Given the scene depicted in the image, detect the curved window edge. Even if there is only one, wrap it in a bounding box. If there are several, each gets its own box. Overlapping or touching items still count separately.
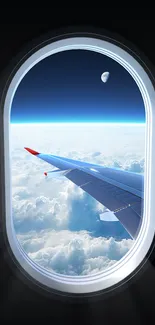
[2,35,155,295]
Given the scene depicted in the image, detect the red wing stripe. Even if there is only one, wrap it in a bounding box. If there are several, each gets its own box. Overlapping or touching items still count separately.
[24,147,39,155]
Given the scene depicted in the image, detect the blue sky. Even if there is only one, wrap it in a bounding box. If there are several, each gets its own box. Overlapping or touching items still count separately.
[11,49,145,124]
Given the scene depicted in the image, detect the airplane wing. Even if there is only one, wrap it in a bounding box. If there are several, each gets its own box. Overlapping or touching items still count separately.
[24,147,144,239]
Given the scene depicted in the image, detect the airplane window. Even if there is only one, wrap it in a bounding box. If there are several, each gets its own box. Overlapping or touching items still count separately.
[3,36,155,295]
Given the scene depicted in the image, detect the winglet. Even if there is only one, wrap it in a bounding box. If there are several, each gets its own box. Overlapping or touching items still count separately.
[24,147,39,155]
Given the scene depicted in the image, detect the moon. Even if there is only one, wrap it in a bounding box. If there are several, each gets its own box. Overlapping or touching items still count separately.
[101,71,110,83]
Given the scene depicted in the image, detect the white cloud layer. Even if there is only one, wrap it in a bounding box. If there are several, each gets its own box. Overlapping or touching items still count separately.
[18,229,133,275]
[11,124,145,276]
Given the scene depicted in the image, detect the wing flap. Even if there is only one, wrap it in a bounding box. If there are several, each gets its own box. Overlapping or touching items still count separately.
[115,202,142,239]
[65,168,143,239]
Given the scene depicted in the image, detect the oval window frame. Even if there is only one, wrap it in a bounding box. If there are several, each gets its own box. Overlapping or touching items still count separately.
[1,33,155,295]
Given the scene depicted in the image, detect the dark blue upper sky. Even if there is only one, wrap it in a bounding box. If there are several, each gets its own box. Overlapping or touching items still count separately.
[11,49,145,123]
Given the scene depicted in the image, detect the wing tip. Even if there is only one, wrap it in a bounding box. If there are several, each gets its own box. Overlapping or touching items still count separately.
[24,147,39,155]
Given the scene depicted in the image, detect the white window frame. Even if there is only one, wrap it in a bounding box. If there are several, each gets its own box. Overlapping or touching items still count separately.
[3,36,155,294]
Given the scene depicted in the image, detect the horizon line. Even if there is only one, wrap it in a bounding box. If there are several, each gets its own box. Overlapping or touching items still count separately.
[11,122,145,126]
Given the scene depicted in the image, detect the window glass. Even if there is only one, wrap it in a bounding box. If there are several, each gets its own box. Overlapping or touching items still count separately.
[10,49,145,277]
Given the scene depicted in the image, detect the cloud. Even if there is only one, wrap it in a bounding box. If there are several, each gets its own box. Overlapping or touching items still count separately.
[18,229,133,275]
[13,181,131,240]
[112,160,122,168]
[123,160,144,173]
[92,151,101,157]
